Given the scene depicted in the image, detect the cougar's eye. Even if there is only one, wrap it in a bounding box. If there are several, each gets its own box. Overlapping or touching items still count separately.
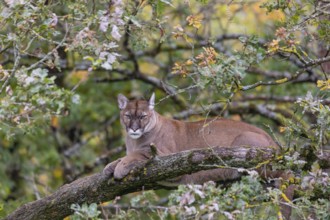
[139,115,147,120]
[124,114,131,119]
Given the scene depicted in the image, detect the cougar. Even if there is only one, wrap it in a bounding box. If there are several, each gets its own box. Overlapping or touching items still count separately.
[103,93,278,183]
[103,93,294,219]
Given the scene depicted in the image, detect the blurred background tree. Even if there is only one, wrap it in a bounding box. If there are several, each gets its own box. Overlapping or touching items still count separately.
[0,0,329,219]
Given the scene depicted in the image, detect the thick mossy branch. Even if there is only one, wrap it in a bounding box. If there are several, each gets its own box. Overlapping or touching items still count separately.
[4,146,328,220]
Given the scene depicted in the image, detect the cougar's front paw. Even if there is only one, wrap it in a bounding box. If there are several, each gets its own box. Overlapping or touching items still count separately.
[103,159,120,177]
[113,161,133,180]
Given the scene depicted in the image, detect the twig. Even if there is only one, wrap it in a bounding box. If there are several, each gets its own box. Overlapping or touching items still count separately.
[25,23,69,72]
[242,56,330,91]
[240,94,330,105]
[0,43,21,94]
[99,69,187,108]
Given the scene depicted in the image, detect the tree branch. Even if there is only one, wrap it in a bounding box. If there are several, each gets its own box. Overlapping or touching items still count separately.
[96,68,188,108]
[5,146,277,220]
[242,55,330,91]
[240,94,330,106]
[174,102,285,124]
[5,144,330,220]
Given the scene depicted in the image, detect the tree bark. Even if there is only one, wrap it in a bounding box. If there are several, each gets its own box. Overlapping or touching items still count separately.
[5,145,327,220]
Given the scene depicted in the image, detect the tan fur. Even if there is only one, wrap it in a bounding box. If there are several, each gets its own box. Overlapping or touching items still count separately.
[103,93,278,183]
[103,93,295,219]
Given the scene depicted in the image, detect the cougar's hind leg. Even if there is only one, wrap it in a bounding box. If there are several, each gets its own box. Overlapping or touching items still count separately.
[175,168,241,185]
[231,131,272,147]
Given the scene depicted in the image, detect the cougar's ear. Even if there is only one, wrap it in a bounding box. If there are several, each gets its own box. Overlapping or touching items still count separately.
[118,94,128,110]
[149,92,155,110]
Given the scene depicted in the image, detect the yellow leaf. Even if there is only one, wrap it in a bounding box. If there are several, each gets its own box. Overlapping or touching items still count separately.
[73,70,89,81]
[311,161,320,173]
[38,174,49,185]
[101,201,110,206]
[183,34,193,43]
[316,79,330,90]
[139,61,159,75]
[231,115,241,121]
[279,126,286,133]
[268,39,280,52]
[18,147,27,155]
[185,59,193,65]
[275,27,287,39]
[256,85,262,91]
[301,49,308,57]
[83,56,94,62]
[275,78,288,84]
[31,157,39,165]
[53,168,63,179]
[65,70,89,85]
[202,122,211,128]
[281,192,291,203]
[317,80,324,87]
[186,14,203,29]
[288,176,295,184]
[277,211,284,220]
[51,116,59,128]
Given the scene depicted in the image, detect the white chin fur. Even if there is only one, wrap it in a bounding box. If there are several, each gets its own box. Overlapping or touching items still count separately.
[128,130,143,139]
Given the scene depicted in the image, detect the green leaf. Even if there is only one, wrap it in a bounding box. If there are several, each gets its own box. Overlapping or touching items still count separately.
[159,0,174,7]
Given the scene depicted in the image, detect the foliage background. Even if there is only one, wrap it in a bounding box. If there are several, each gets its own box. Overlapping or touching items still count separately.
[0,0,329,219]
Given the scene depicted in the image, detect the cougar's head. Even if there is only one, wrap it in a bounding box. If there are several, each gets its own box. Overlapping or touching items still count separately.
[117,93,156,139]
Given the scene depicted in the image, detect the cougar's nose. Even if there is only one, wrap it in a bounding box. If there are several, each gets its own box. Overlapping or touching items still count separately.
[130,121,140,132]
